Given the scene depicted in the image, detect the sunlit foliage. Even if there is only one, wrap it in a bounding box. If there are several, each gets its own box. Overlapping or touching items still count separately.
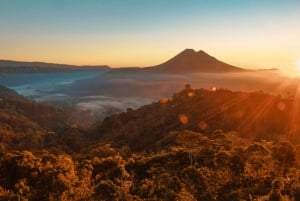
[1,85,300,200]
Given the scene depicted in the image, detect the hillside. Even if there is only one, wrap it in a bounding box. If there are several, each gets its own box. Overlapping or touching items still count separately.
[0,85,68,151]
[145,49,245,73]
[97,85,296,151]
[0,85,23,99]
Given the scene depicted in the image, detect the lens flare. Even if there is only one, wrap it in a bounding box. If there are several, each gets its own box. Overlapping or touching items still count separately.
[187,91,195,97]
[179,114,189,124]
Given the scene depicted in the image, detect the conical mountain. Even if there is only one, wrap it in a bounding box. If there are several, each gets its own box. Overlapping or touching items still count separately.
[147,49,245,73]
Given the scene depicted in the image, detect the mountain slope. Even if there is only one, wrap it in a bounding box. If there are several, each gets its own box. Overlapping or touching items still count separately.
[0,85,24,99]
[146,49,246,73]
[97,86,296,151]
[0,85,67,150]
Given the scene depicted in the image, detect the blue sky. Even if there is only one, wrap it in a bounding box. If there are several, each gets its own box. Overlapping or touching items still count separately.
[0,0,299,71]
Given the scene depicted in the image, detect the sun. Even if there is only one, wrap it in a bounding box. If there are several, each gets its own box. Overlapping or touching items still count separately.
[297,60,300,71]
[281,60,300,77]
[289,60,300,77]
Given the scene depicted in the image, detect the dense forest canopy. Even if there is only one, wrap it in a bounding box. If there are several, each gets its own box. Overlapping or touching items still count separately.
[1,84,300,200]
[98,85,299,151]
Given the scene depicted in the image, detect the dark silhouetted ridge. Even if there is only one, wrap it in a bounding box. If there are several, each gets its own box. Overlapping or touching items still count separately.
[97,87,295,151]
[0,60,110,73]
[146,48,245,73]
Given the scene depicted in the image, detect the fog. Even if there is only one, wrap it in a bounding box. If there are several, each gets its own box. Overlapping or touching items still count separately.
[0,69,296,121]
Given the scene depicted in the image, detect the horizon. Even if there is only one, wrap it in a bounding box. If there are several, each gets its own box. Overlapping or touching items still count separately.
[0,1,300,73]
[0,48,266,69]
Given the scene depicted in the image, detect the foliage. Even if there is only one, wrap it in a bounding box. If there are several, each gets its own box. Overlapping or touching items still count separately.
[1,85,300,200]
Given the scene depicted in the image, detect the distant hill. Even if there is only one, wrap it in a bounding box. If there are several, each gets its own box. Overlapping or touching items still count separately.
[145,49,246,73]
[0,60,110,73]
[0,84,67,150]
[0,85,24,99]
[97,86,296,151]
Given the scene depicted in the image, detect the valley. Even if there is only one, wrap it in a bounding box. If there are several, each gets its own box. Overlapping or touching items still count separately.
[0,50,294,122]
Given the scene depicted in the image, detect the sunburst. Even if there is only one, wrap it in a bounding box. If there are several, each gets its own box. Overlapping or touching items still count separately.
[297,60,300,72]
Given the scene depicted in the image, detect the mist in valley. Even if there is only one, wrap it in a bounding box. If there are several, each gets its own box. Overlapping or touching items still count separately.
[0,68,296,122]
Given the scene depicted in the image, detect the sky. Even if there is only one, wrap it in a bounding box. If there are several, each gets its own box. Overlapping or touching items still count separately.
[0,0,299,72]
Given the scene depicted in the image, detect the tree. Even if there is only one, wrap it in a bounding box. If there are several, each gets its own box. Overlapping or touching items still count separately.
[181,166,211,200]
[245,143,269,178]
[292,184,300,201]
[94,180,120,201]
[268,178,286,201]
[229,149,245,180]
[272,142,296,176]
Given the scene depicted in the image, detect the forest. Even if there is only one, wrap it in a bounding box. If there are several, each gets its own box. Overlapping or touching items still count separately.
[1,84,300,201]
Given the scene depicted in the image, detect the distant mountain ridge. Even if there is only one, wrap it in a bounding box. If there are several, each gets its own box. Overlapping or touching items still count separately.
[1,49,265,74]
[145,49,246,73]
[0,60,110,73]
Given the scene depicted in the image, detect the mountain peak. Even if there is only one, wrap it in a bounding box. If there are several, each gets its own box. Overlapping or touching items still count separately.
[197,49,212,56]
[181,48,196,54]
[149,49,244,73]
[174,49,216,63]
[180,49,209,55]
